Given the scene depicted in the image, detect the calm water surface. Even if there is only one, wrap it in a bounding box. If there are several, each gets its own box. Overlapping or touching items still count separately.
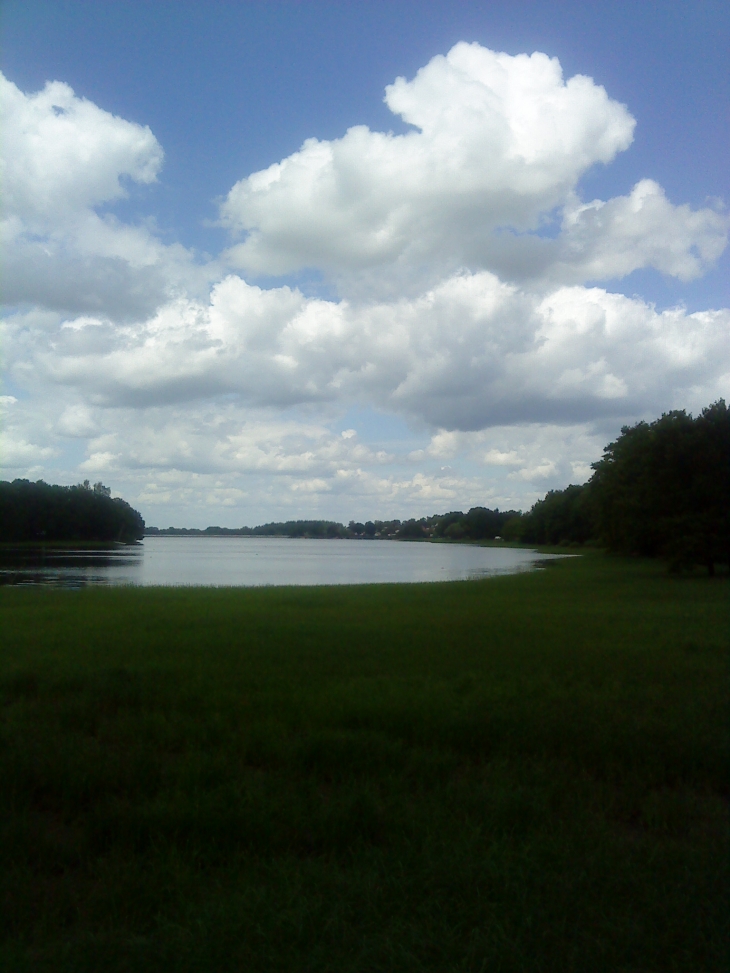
[0,536,566,588]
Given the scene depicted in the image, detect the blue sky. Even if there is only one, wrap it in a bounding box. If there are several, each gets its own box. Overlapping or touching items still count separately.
[1,1,728,526]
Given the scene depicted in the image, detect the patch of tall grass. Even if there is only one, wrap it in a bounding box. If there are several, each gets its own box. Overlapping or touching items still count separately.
[0,555,727,971]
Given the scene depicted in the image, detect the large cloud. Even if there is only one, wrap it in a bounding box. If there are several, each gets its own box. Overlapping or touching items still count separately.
[1,75,161,221]
[8,272,729,432]
[219,43,726,294]
[0,72,214,319]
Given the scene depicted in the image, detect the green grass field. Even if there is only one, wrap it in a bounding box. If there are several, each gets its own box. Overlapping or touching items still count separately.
[0,554,727,971]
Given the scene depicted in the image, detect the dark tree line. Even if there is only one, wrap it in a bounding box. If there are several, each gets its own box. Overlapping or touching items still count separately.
[249,520,348,538]
[347,508,519,541]
[0,480,145,543]
[433,507,521,540]
[503,485,594,547]
[505,401,729,573]
[146,520,350,538]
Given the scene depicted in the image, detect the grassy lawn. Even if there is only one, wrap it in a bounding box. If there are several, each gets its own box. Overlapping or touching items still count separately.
[0,554,727,971]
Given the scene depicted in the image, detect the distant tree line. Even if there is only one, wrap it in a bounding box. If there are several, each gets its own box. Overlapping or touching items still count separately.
[347,507,521,541]
[0,480,145,543]
[145,520,350,539]
[146,508,520,542]
[503,400,729,574]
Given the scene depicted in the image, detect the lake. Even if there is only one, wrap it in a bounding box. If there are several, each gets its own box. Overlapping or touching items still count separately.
[0,536,566,588]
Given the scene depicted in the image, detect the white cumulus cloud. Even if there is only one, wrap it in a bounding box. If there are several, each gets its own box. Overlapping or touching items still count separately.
[219,43,726,296]
[1,75,161,222]
[7,272,728,433]
[0,72,215,320]
[552,180,729,284]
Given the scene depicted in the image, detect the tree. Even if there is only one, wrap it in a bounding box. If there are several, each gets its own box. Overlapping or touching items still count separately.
[431,508,520,541]
[590,401,729,573]
[0,480,145,543]
[517,485,594,546]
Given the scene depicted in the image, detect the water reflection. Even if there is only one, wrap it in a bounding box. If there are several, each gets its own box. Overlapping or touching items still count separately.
[0,544,143,588]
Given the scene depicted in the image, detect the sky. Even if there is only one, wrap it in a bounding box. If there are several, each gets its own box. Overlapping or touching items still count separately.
[1,0,728,527]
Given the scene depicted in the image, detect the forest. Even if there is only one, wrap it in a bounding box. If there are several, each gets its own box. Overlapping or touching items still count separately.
[0,479,145,544]
[505,400,729,574]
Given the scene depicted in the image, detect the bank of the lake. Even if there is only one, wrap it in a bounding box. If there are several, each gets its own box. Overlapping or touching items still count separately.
[1,553,727,972]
